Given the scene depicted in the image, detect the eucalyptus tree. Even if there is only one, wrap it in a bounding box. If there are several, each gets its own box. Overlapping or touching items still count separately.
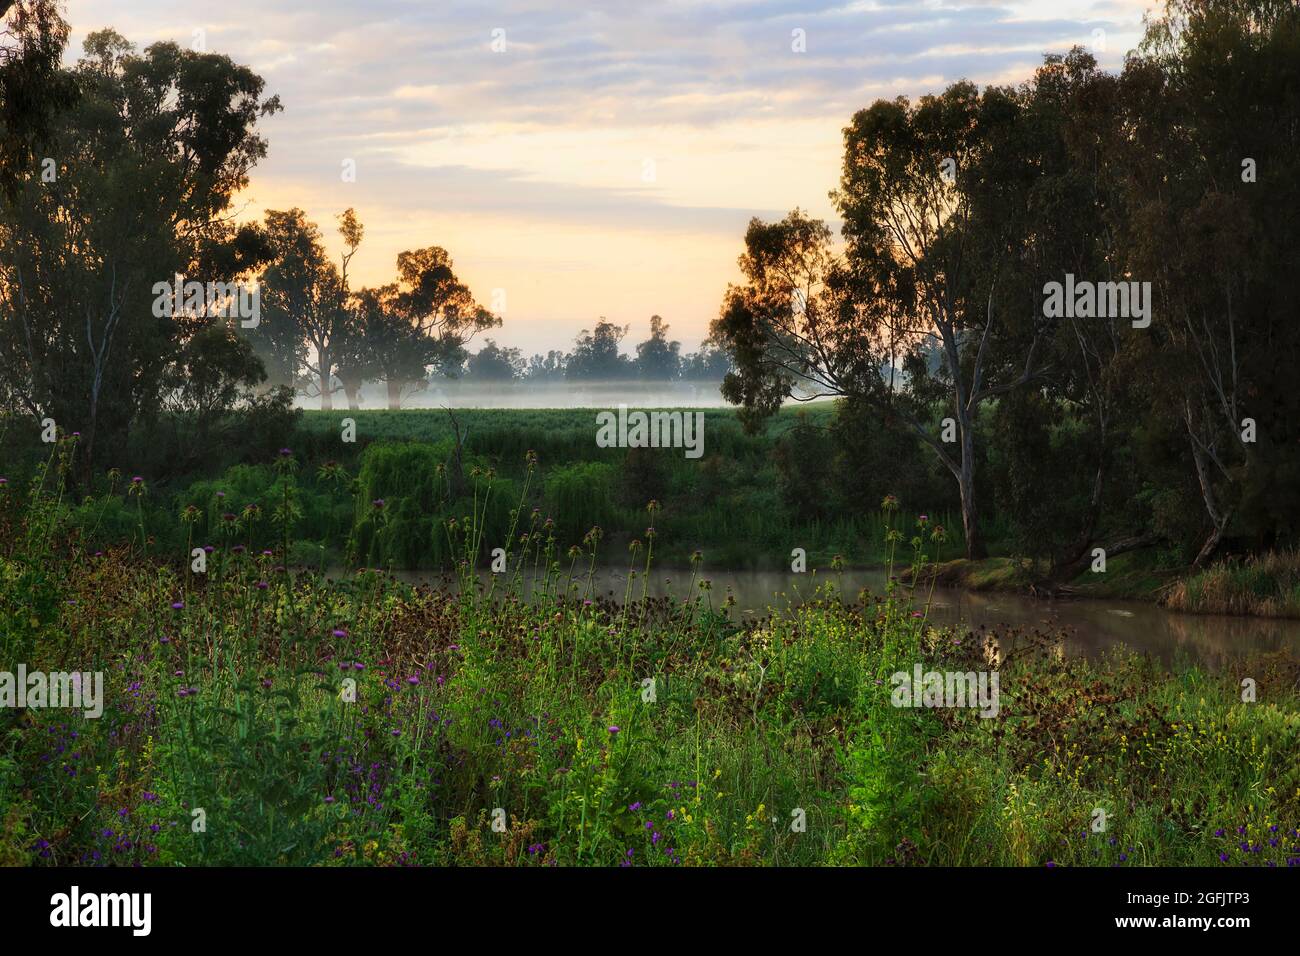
[0,28,280,473]
[713,82,1048,558]
[1119,0,1300,563]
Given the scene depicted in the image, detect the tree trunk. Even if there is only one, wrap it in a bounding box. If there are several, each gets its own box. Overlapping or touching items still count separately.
[1192,517,1228,569]
[386,378,401,410]
[958,420,985,559]
[1049,531,1159,584]
[342,382,360,411]
[1186,408,1229,569]
[320,369,333,411]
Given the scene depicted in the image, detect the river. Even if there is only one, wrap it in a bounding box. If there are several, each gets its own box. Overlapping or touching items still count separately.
[382,566,1300,668]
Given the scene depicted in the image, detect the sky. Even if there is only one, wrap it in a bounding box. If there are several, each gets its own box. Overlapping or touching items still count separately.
[67,0,1161,355]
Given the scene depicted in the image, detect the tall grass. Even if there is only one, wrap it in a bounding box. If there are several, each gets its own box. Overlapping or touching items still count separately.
[1166,551,1300,618]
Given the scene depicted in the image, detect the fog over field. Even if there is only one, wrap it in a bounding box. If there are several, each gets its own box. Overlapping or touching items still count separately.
[295,379,734,410]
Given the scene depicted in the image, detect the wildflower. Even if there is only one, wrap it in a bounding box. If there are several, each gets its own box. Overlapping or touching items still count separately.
[608,725,620,735]
[171,601,184,610]
[332,628,348,639]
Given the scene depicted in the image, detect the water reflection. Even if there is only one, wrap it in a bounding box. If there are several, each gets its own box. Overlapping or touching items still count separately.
[388,567,1300,668]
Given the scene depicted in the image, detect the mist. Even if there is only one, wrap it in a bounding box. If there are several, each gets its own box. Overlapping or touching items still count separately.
[297,379,738,410]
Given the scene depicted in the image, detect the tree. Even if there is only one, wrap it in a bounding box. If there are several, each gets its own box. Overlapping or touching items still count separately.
[524,350,567,382]
[254,208,349,410]
[1118,0,1300,565]
[0,28,280,476]
[160,320,266,448]
[566,319,632,381]
[363,246,499,408]
[680,342,732,381]
[465,338,524,382]
[633,315,682,380]
[0,0,75,197]
[713,79,1053,559]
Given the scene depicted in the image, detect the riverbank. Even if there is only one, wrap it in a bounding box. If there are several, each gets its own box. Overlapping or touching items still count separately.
[928,550,1300,620]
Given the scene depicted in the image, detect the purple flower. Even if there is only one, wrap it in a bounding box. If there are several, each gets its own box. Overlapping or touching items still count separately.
[171,601,184,610]
[608,725,620,735]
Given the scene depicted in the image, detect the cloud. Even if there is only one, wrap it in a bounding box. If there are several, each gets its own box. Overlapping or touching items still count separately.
[62,0,1161,348]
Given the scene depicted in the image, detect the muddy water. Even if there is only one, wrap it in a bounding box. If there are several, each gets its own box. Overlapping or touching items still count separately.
[390,567,1300,668]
